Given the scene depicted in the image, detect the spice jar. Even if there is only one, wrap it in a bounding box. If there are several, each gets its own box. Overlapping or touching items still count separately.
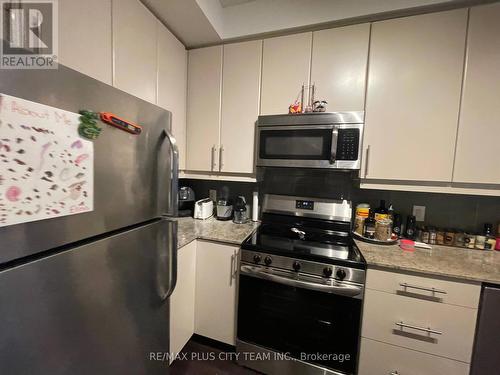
[356,204,370,218]
[464,233,476,249]
[354,216,365,235]
[444,230,455,246]
[454,231,466,247]
[428,227,437,245]
[475,235,486,250]
[421,227,430,244]
[436,229,445,245]
[375,219,393,241]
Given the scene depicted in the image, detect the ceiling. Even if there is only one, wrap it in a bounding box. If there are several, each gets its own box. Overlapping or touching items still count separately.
[141,0,483,48]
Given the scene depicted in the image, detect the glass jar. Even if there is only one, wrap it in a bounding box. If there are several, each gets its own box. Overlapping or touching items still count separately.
[454,231,466,247]
[475,235,486,250]
[444,230,455,246]
[375,219,393,241]
[428,227,437,245]
[464,233,476,249]
[436,229,445,245]
[421,227,430,244]
[354,216,365,235]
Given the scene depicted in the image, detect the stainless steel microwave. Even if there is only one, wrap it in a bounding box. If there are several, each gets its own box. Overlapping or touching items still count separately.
[256,112,364,169]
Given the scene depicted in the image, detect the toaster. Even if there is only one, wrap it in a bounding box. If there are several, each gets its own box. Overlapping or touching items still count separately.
[194,198,214,220]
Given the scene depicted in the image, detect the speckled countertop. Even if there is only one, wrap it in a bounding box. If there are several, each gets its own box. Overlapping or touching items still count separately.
[170,216,500,284]
[356,240,500,284]
[172,217,258,249]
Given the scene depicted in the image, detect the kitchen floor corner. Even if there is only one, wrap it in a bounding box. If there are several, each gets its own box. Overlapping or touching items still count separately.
[170,339,260,375]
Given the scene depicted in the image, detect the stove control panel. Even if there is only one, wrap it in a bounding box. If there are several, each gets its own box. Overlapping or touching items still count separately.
[240,250,366,285]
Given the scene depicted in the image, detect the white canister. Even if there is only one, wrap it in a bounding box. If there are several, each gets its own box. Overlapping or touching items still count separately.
[252,191,259,222]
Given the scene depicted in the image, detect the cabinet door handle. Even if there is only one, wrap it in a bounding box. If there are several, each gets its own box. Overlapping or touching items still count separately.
[364,145,370,178]
[389,371,399,375]
[230,253,235,286]
[229,251,238,286]
[219,145,224,171]
[211,145,217,171]
[399,282,447,295]
[395,321,442,336]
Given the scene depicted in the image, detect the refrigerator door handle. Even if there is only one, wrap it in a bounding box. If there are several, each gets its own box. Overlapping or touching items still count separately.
[158,219,178,301]
[162,128,179,217]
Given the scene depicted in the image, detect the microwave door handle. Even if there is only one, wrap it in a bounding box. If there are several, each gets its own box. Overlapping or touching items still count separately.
[330,129,338,164]
[162,128,179,217]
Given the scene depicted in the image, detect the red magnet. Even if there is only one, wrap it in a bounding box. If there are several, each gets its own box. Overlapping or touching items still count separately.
[100,112,142,135]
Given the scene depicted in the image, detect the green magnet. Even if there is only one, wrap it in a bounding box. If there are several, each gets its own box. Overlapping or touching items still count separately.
[78,110,102,140]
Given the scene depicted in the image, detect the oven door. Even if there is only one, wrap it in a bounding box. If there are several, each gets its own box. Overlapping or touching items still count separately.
[237,270,362,374]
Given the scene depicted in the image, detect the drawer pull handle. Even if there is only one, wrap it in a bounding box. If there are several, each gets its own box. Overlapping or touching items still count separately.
[399,282,447,295]
[389,372,399,375]
[395,321,442,335]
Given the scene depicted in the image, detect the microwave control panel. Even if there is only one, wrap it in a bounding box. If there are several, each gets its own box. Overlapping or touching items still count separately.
[336,129,360,161]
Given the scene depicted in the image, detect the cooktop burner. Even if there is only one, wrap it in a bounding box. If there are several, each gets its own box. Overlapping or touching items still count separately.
[242,222,366,269]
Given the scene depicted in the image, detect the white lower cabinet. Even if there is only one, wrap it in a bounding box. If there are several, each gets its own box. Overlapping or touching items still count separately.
[358,338,470,375]
[194,241,239,345]
[169,240,196,362]
[359,268,479,373]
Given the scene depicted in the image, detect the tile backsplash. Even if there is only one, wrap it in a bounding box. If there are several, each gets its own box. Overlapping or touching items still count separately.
[181,168,500,233]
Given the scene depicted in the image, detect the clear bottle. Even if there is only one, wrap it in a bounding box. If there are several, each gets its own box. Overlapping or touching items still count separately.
[484,223,496,251]
[363,209,376,239]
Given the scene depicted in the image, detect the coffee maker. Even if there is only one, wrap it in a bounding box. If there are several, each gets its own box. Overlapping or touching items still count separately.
[216,186,233,221]
[178,186,195,217]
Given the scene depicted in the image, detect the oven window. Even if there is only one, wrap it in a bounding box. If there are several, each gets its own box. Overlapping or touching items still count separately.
[259,129,332,160]
[237,275,361,374]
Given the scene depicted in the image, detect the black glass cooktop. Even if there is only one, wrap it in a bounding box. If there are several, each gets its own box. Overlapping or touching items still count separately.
[242,215,366,269]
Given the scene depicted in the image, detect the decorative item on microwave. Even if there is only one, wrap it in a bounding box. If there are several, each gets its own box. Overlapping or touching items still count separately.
[288,83,327,114]
[313,100,328,112]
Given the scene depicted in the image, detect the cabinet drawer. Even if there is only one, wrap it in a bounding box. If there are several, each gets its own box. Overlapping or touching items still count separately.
[362,289,477,362]
[358,338,470,375]
[366,268,480,308]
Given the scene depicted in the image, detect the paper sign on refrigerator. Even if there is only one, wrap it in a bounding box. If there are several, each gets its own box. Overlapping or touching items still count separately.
[0,94,94,227]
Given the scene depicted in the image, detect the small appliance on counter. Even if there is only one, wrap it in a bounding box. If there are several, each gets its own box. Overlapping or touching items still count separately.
[216,199,233,221]
[194,198,213,220]
[178,186,195,217]
[233,196,248,224]
[216,186,233,221]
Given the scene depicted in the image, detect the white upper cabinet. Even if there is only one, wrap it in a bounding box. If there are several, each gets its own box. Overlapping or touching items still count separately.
[186,46,223,172]
[311,24,370,111]
[157,22,188,170]
[260,33,312,115]
[453,3,500,185]
[220,40,262,174]
[363,10,467,182]
[112,0,157,103]
[59,0,112,84]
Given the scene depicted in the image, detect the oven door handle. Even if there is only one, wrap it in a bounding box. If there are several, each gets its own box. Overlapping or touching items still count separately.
[240,265,363,298]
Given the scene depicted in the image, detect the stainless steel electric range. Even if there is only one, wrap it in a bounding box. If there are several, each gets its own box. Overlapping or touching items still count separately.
[236,194,366,375]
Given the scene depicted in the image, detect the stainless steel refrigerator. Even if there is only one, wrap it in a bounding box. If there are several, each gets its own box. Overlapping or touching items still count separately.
[0,65,178,374]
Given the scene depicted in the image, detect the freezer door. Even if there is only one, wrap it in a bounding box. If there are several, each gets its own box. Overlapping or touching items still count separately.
[0,64,177,264]
[0,219,177,375]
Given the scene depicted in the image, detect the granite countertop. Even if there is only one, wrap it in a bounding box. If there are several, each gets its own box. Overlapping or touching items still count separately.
[172,216,258,249]
[356,239,500,284]
[170,216,500,284]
